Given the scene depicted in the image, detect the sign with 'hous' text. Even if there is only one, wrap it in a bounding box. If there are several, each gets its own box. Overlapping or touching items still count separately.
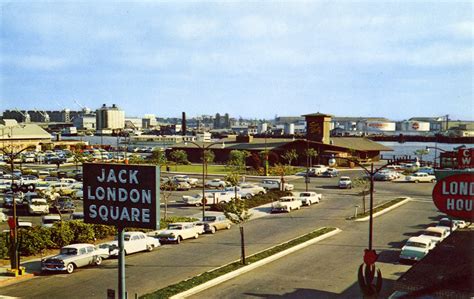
[83,163,160,229]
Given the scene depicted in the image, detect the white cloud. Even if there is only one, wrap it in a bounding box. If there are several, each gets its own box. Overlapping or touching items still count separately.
[449,21,474,39]
[3,55,70,71]
[172,17,220,40]
[236,15,289,39]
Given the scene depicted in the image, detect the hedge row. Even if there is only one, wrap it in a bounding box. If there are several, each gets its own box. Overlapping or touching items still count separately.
[1,216,198,259]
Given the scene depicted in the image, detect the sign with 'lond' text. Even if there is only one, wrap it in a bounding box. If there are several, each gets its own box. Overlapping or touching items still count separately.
[83,163,160,229]
[432,173,474,221]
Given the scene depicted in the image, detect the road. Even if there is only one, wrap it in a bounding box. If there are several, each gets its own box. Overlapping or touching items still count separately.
[0,173,438,299]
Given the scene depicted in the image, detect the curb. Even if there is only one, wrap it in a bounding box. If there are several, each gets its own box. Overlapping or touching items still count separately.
[170,228,342,299]
[0,273,35,288]
[354,197,411,222]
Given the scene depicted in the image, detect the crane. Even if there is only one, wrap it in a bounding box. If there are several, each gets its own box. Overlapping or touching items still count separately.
[74,99,91,113]
[34,108,50,123]
[55,101,71,122]
[14,108,31,123]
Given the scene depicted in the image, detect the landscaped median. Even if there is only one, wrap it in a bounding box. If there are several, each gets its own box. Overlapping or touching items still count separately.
[348,197,411,221]
[141,227,341,299]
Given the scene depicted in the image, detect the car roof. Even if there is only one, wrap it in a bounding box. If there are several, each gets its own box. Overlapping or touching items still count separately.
[424,226,448,233]
[43,215,61,219]
[407,236,432,244]
[340,176,351,179]
[62,243,94,249]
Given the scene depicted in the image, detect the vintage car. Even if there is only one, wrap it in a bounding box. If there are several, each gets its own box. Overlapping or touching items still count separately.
[419,227,450,245]
[205,179,228,189]
[271,196,303,213]
[260,179,294,191]
[197,213,231,234]
[41,243,103,274]
[107,231,160,256]
[399,236,435,263]
[296,192,322,206]
[153,222,201,244]
[28,198,49,215]
[172,175,199,186]
[405,172,436,183]
[338,176,352,189]
[41,215,62,228]
[182,191,236,206]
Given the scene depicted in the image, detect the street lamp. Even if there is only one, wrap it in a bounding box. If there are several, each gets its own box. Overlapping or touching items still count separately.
[328,154,414,296]
[184,141,225,219]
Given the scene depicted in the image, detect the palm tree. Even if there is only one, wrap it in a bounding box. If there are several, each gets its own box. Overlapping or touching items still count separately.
[282,149,298,167]
[305,148,318,168]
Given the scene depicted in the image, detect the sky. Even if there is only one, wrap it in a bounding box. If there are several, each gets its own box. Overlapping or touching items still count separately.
[0,1,472,120]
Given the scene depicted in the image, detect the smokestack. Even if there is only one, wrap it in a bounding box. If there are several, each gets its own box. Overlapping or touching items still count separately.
[182,112,186,136]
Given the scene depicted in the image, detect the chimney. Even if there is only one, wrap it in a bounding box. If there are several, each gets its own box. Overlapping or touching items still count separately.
[182,112,186,136]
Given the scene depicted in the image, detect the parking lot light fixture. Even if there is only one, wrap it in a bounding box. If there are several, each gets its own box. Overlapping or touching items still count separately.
[184,141,225,219]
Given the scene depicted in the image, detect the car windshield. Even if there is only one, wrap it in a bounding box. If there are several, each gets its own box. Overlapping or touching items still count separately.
[98,244,111,249]
[43,218,59,224]
[203,216,216,221]
[168,224,183,230]
[60,248,77,255]
[406,241,427,248]
[299,193,311,197]
[340,178,350,181]
[423,231,442,237]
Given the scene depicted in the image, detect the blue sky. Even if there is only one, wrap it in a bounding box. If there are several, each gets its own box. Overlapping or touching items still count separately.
[1,1,472,120]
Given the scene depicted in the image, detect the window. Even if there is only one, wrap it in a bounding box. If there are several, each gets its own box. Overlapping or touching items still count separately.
[87,246,94,253]
[79,248,87,255]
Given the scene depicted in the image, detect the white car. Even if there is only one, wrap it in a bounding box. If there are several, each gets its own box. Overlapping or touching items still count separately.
[41,243,103,274]
[405,172,436,183]
[271,196,303,213]
[107,231,160,256]
[172,175,199,186]
[205,179,228,189]
[419,227,450,245]
[154,222,202,244]
[41,215,61,228]
[260,179,294,191]
[399,236,435,263]
[296,192,322,206]
[239,183,266,195]
[309,165,328,176]
[28,198,49,215]
[224,186,260,199]
[0,211,7,222]
[338,176,352,189]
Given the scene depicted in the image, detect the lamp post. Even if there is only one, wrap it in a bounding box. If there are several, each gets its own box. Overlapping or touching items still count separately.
[0,125,34,274]
[185,141,225,219]
[328,154,414,296]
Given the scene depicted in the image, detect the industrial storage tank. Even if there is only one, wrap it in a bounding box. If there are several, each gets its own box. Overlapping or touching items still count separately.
[365,121,396,132]
[259,123,268,134]
[284,123,295,135]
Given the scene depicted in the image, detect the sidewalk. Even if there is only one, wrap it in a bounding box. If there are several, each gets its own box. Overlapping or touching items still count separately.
[0,257,41,288]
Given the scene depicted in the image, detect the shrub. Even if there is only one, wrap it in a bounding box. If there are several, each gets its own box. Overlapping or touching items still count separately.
[50,222,74,248]
[92,224,117,240]
[18,227,53,256]
[68,221,96,243]
[0,232,10,259]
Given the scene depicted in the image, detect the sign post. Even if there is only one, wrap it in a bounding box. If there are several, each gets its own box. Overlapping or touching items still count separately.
[83,163,160,299]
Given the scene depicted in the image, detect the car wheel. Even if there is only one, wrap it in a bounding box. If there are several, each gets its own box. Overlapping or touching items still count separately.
[176,236,182,244]
[245,194,252,200]
[226,223,231,230]
[95,256,102,265]
[431,179,436,183]
[210,226,216,234]
[258,191,264,195]
[194,233,199,239]
[66,263,75,274]
[414,180,419,183]
[147,245,153,252]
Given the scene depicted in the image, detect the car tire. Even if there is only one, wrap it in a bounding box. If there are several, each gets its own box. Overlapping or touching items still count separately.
[66,263,75,274]
[95,256,102,265]
[414,180,419,183]
[431,179,436,183]
[245,194,252,200]
[226,223,231,230]
[210,226,216,234]
[194,233,199,239]
[147,245,153,252]
[176,236,182,244]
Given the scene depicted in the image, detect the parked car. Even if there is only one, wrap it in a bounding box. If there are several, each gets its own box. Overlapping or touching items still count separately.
[399,236,435,263]
[405,172,436,183]
[417,167,435,175]
[225,186,255,199]
[321,168,339,177]
[182,191,236,206]
[41,243,103,274]
[198,213,231,234]
[419,227,450,245]
[338,176,352,189]
[271,196,303,213]
[296,192,322,206]
[153,222,201,244]
[172,175,199,186]
[53,196,76,213]
[28,198,49,215]
[205,179,228,189]
[374,170,398,181]
[260,179,294,191]
[238,183,266,195]
[69,212,84,221]
[42,215,61,228]
[308,165,328,176]
[0,211,7,222]
[107,231,160,256]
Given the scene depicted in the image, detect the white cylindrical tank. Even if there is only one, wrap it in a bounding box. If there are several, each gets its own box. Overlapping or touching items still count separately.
[259,123,268,133]
[284,123,295,135]
[401,121,430,131]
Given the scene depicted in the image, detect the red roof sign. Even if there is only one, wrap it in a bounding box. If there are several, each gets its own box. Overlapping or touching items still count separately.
[432,173,474,221]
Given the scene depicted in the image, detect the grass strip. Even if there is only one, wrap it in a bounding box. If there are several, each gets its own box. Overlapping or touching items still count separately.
[141,227,336,299]
[348,197,408,220]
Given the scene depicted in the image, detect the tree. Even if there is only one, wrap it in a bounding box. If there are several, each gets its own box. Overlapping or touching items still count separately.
[160,180,174,221]
[305,148,318,167]
[282,149,298,166]
[72,149,85,170]
[225,172,241,201]
[414,149,429,165]
[352,177,370,213]
[222,199,252,265]
[150,149,167,168]
[128,155,145,165]
[170,150,188,170]
[202,150,215,178]
[227,150,250,173]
